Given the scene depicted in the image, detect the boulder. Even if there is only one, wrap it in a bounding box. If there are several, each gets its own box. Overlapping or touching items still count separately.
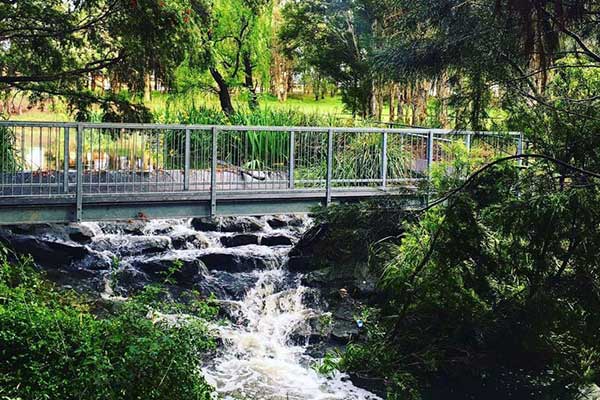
[5,223,95,244]
[198,251,274,273]
[115,267,151,292]
[191,216,265,233]
[131,254,208,285]
[330,299,361,344]
[64,224,96,244]
[261,235,293,247]
[287,223,330,273]
[91,235,170,256]
[171,232,211,250]
[266,216,288,229]
[98,221,146,236]
[0,232,89,269]
[73,250,113,271]
[191,217,220,232]
[220,234,260,248]
[197,271,259,300]
[220,216,265,233]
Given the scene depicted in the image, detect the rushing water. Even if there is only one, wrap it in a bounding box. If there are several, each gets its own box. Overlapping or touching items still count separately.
[80,217,381,399]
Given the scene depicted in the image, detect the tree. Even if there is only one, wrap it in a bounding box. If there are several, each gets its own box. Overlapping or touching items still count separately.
[0,0,208,121]
[374,0,600,129]
[187,0,272,115]
[280,0,382,118]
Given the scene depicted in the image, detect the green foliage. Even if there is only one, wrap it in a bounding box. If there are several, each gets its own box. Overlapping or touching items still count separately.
[0,250,217,400]
[280,0,381,118]
[0,126,19,172]
[312,350,344,378]
[324,158,600,399]
[506,57,600,172]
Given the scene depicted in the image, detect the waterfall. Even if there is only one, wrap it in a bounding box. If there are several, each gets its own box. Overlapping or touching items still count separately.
[3,216,381,399]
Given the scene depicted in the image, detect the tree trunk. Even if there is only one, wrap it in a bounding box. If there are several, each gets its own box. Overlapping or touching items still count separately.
[143,73,152,102]
[210,67,235,116]
[389,85,396,122]
[243,52,258,110]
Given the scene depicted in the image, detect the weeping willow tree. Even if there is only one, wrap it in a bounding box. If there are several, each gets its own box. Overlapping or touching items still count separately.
[185,0,274,115]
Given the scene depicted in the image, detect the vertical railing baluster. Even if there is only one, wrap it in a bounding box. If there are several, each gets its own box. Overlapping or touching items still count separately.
[75,123,83,222]
[517,132,524,167]
[325,128,333,205]
[184,128,191,191]
[465,132,472,153]
[288,130,295,190]
[63,126,70,194]
[381,131,388,189]
[210,126,218,217]
[426,130,434,205]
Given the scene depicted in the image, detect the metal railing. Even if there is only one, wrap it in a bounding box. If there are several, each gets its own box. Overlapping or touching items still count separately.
[0,121,523,208]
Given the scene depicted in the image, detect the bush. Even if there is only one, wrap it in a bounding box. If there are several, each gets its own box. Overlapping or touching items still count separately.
[317,161,600,399]
[0,250,217,400]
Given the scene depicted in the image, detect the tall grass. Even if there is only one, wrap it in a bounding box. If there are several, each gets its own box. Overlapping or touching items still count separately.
[0,126,20,172]
[156,101,361,171]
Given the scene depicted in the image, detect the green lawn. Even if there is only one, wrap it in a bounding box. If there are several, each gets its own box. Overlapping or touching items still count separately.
[8,91,349,123]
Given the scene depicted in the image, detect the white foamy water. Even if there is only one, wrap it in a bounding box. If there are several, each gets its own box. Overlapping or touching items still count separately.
[203,268,381,400]
[83,218,381,399]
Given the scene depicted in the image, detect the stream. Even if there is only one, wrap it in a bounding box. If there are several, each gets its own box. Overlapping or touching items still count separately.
[0,216,381,399]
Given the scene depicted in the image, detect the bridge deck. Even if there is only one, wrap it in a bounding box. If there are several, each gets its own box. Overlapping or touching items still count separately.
[0,122,521,224]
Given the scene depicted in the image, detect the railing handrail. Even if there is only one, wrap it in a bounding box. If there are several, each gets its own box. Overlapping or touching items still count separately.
[0,120,522,136]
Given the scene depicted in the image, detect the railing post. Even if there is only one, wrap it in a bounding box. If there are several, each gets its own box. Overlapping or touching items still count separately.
[517,132,524,167]
[465,132,472,152]
[63,126,70,193]
[75,123,83,222]
[381,131,388,189]
[325,129,333,205]
[288,130,295,190]
[210,126,218,217]
[426,130,434,205]
[184,128,191,191]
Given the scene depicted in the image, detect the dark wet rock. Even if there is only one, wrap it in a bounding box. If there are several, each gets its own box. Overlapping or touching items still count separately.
[261,235,293,247]
[44,268,108,294]
[74,251,113,271]
[266,216,288,229]
[0,231,89,269]
[287,224,330,273]
[198,271,259,300]
[287,216,305,228]
[116,267,151,292]
[191,217,220,232]
[5,223,95,244]
[301,264,378,300]
[330,299,361,344]
[300,289,323,309]
[91,235,171,257]
[220,234,259,248]
[199,251,274,273]
[217,300,248,322]
[191,216,265,233]
[266,215,305,230]
[131,254,208,285]
[348,373,388,399]
[65,224,96,244]
[289,314,333,346]
[171,232,211,250]
[98,220,146,236]
[331,319,360,344]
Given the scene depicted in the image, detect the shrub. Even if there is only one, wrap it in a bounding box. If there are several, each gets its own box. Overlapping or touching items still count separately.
[0,250,217,400]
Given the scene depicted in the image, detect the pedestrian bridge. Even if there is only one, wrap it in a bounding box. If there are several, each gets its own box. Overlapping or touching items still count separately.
[0,121,522,224]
